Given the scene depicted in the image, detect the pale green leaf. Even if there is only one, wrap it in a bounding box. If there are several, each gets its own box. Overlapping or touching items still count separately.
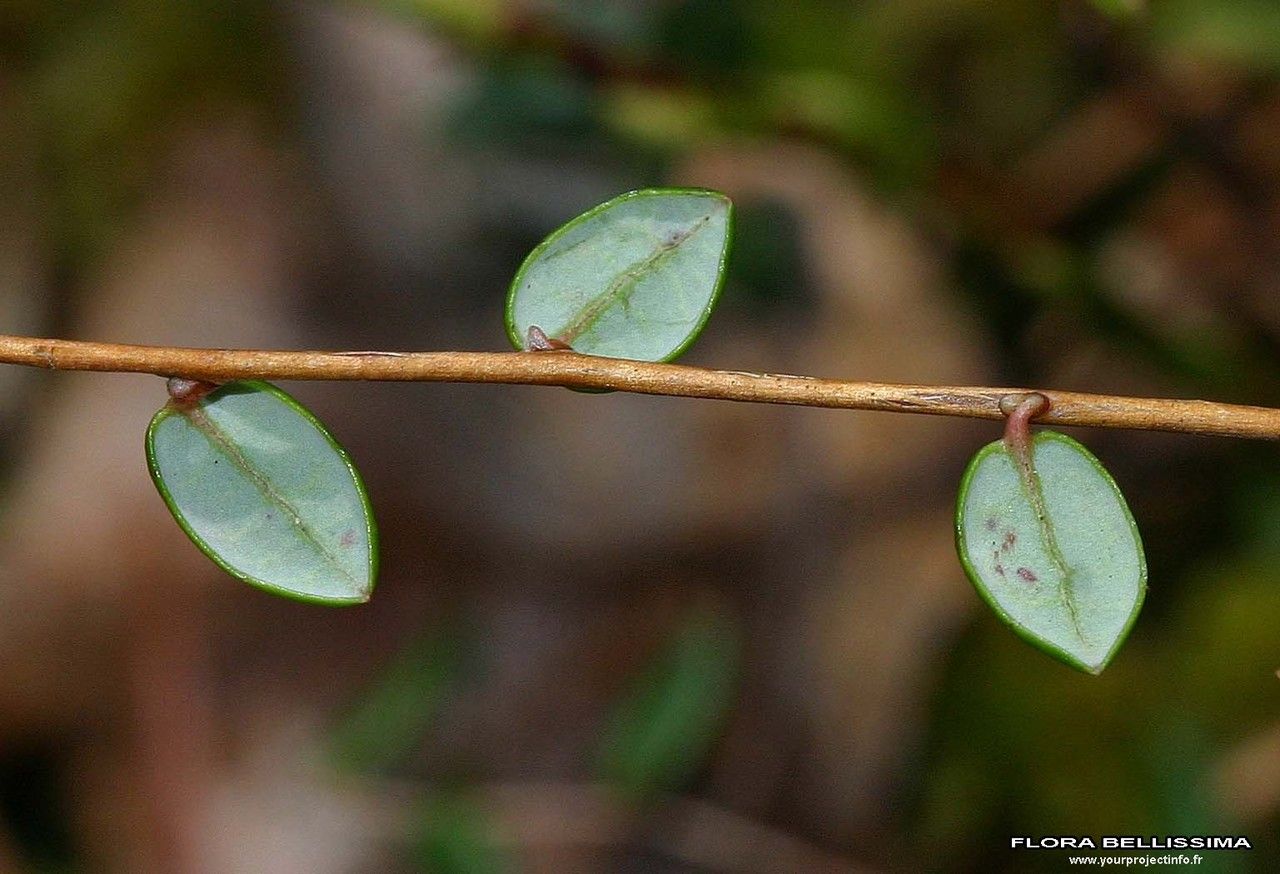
[146,380,377,605]
[505,188,732,361]
[955,431,1146,674]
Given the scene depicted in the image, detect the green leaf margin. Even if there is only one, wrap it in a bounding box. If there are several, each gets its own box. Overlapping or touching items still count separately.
[953,430,1148,675]
[145,379,379,607]
[503,187,735,361]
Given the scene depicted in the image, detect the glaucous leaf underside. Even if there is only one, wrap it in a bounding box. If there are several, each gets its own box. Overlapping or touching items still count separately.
[505,188,732,361]
[146,380,377,605]
[956,430,1146,674]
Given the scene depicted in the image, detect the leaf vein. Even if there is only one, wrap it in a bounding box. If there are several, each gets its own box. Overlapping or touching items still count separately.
[551,213,713,345]
[182,403,361,590]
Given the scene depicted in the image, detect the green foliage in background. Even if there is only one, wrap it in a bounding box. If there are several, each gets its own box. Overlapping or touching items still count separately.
[1,0,284,266]
[413,793,511,874]
[596,608,741,801]
[331,627,462,774]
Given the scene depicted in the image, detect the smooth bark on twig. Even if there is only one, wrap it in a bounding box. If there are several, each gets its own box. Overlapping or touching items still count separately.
[0,334,1276,440]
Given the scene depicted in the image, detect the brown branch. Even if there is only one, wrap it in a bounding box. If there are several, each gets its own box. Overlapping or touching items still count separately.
[0,334,1277,439]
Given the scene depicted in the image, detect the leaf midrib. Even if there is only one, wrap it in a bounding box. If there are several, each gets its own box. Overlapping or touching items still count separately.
[1012,440,1084,643]
[551,213,714,345]
[181,402,363,592]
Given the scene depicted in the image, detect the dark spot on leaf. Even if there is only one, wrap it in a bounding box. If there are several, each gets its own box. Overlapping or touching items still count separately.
[1017,567,1038,583]
[992,551,1005,577]
[1001,531,1017,552]
[340,529,356,548]
[984,517,998,531]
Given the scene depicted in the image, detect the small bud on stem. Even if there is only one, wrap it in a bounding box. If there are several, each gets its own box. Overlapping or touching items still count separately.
[525,326,573,352]
[166,377,218,408]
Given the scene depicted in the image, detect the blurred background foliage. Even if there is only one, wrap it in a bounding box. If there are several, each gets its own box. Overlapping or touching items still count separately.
[0,0,1278,871]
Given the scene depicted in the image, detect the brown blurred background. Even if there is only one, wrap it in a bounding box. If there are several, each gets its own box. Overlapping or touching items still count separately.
[0,1,1278,871]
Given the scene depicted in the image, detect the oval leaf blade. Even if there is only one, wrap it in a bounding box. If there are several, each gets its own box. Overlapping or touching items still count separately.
[505,188,733,361]
[146,381,377,605]
[955,430,1146,674]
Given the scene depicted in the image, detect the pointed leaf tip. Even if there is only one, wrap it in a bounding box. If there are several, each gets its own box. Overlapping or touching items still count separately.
[146,380,378,606]
[505,188,732,362]
[955,430,1146,674]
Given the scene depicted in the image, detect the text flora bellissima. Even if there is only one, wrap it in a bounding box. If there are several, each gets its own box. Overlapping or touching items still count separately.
[1011,836,1252,850]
